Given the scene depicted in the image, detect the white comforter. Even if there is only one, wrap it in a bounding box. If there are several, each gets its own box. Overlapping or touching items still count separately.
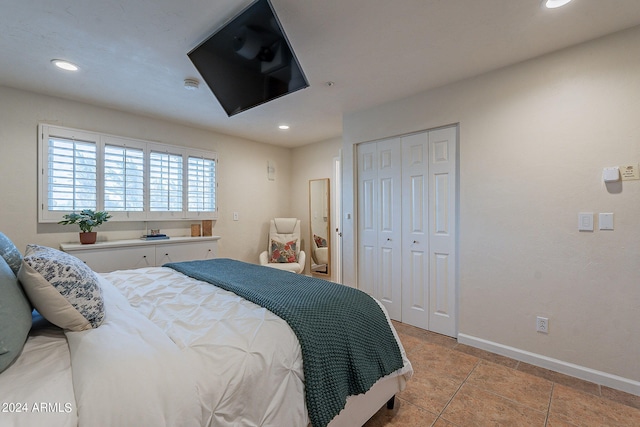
[0,319,76,427]
[66,273,202,427]
[103,267,309,427]
[0,266,411,427]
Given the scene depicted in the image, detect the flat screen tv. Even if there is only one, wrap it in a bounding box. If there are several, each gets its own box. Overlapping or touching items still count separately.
[188,0,309,116]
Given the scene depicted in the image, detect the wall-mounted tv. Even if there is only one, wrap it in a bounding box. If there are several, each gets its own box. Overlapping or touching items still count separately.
[188,0,309,117]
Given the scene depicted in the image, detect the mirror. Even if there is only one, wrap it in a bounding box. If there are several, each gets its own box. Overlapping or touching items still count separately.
[309,178,330,276]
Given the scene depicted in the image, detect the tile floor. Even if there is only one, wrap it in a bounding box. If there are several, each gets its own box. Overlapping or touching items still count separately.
[364,321,640,427]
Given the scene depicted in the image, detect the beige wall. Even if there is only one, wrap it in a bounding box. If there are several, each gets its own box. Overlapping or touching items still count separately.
[342,26,640,388]
[291,137,342,278]
[0,86,292,263]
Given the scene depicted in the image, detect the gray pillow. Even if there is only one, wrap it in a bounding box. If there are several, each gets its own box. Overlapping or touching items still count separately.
[0,257,32,373]
[18,245,105,331]
[0,232,22,276]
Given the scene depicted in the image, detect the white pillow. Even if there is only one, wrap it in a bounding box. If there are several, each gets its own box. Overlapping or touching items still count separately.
[18,245,105,331]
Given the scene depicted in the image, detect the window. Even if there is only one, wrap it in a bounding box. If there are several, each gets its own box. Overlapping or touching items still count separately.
[104,144,144,212]
[188,155,217,212]
[149,151,184,212]
[39,124,217,222]
[47,136,97,211]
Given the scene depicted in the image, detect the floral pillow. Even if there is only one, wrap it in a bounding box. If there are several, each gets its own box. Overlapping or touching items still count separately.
[313,234,327,248]
[269,239,298,263]
[18,244,105,331]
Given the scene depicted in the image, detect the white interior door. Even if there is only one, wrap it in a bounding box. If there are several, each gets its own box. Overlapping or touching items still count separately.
[427,126,457,337]
[375,138,402,320]
[332,154,342,284]
[357,142,378,297]
[401,133,430,329]
[357,139,402,320]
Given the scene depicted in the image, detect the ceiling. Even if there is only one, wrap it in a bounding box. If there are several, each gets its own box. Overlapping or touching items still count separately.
[2,1,640,148]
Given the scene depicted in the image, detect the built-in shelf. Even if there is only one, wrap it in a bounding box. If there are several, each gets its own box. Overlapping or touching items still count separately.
[60,236,221,273]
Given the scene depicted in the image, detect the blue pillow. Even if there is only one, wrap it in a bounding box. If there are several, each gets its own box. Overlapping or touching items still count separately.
[0,256,32,373]
[0,232,22,276]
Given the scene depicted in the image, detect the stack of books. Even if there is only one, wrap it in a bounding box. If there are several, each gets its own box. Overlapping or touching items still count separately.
[140,234,170,241]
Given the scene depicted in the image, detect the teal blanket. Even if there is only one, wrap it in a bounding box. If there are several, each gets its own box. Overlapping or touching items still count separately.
[164,258,404,427]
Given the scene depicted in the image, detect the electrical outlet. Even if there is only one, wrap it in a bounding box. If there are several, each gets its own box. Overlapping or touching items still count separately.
[536,316,549,334]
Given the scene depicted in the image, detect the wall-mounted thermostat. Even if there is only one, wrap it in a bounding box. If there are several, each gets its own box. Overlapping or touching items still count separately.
[602,167,620,183]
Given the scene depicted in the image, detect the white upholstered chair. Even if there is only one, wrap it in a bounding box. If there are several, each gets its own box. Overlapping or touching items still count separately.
[259,218,306,274]
[310,236,329,273]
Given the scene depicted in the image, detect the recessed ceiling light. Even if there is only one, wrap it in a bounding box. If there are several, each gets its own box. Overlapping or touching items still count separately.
[278,125,290,130]
[51,59,79,71]
[544,0,572,8]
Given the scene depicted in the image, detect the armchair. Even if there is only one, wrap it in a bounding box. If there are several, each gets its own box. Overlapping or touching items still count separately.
[310,235,329,274]
[259,218,306,274]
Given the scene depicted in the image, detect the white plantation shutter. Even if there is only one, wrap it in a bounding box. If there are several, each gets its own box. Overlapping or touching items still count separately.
[104,145,144,211]
[149,151,183,212]
[188,156,216,212]
[47,137,97,211]
[39,124,218,222]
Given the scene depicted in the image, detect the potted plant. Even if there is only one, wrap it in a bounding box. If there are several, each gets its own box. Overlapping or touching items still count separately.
[58,209,112,244]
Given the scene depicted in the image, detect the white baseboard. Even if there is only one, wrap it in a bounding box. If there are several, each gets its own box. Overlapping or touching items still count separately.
[457,333,640,397]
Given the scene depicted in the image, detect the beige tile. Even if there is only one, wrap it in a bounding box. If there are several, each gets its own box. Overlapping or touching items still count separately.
[601,385,640,410]
[441,383,547,427]
[396,331,425,355]
[517,362,600,396]
[550,384,640,427]
[409,354,459,386]
[392,321,457,349]
[399,367,461,414]
[454,343,519,369]
[363,398,400,427]
[411,342,479,382]
[364,398,438,427]
[419,331,458,349]
[432,417,460,426]
[546,414,580,427]
[465,360,553,412]
[373,323,640,427]
[391,320,422,338]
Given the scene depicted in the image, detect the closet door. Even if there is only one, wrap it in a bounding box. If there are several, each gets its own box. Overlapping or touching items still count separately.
[357,139,402,320]
[357,126,458,336]
[428,127,457,337]
[376,139,402,320]
[357,142,378,297]
[401,133,429,329]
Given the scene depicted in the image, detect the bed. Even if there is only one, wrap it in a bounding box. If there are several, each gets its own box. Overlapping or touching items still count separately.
[0,234,412,427]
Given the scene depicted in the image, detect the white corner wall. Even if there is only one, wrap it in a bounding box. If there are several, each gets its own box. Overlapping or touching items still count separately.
[291,137,342,277]
[0,86,292,263]
[342,26,640,391]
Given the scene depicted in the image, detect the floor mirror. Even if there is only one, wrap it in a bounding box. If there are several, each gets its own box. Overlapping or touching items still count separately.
[309,178,330,276]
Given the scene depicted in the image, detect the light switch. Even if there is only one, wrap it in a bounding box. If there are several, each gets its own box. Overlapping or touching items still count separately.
[599,213,614,230]
[578,213,594,231]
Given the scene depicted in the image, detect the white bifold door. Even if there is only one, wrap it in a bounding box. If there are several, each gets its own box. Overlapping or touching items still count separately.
[357,126,457,337]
